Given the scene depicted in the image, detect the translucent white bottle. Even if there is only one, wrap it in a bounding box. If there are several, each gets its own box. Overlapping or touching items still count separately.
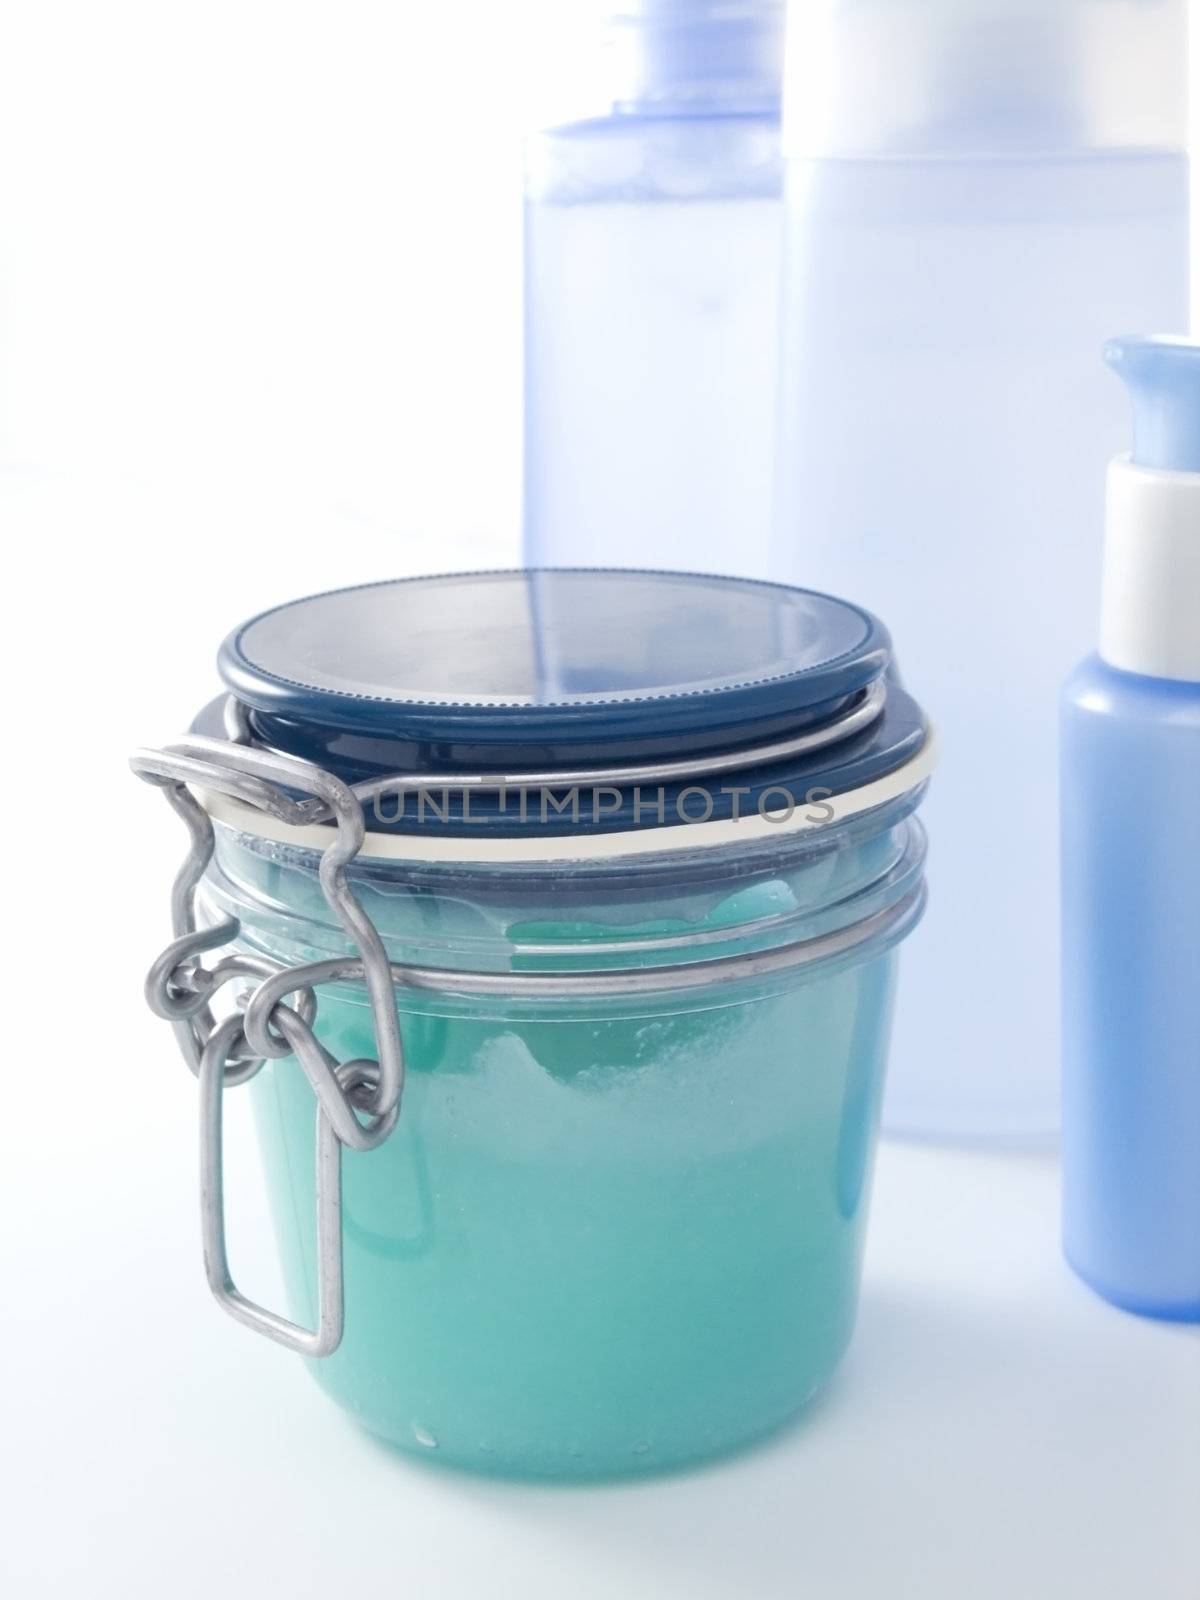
[524,1,784,576]
[774,0,1189,1137]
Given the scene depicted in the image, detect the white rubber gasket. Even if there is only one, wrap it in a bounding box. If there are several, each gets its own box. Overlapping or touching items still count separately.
[198,729,937,865]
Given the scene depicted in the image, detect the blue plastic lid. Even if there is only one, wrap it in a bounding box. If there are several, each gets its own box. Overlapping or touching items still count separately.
[611,0,784,114]
[1105,335,1200,474]
[208,569,925,836]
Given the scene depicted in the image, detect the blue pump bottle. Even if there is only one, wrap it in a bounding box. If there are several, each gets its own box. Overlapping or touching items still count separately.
[1061,337,1200,1322]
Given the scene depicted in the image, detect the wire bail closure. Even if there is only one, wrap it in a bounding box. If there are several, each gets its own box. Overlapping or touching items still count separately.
[131,732,408,1357]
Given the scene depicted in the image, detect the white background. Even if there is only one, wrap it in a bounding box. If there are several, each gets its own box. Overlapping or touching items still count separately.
[1,4,1198,1596]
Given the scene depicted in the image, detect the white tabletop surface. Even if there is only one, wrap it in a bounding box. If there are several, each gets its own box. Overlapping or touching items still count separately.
[6,1103,1197,1599]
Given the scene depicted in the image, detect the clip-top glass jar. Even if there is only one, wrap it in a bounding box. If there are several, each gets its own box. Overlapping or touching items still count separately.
[133,569,934,1480]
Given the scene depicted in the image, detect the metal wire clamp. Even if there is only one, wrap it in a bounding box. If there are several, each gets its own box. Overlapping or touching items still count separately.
[131,735,407,1357]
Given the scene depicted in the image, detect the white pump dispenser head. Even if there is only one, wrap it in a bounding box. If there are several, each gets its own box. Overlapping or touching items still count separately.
[1100,338,1200,684]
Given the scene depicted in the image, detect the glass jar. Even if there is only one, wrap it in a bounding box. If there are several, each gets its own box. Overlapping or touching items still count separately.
[134,569,934,1480]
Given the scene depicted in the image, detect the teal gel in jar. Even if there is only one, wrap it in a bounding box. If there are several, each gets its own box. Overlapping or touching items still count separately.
[151,570,934,1480]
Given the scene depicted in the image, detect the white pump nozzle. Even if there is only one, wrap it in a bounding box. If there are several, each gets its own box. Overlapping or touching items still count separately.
[1101,338,1200,684]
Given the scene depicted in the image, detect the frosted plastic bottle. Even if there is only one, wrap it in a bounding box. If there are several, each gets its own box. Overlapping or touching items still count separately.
[1062,337,1200,1322]
[774,0,1189,1138]
[524,1,783,577]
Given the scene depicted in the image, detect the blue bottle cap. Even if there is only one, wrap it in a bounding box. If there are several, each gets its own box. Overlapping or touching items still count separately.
[1105,335,1200,473]
[611,0,784,114]
[207,569,926,836]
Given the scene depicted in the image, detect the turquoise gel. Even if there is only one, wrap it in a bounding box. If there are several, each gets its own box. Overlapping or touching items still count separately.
[207,795,924,1479]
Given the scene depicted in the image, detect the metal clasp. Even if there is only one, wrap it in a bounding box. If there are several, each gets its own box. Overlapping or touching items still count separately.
[131,735,407,1357]
[200,1015,344,1357]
